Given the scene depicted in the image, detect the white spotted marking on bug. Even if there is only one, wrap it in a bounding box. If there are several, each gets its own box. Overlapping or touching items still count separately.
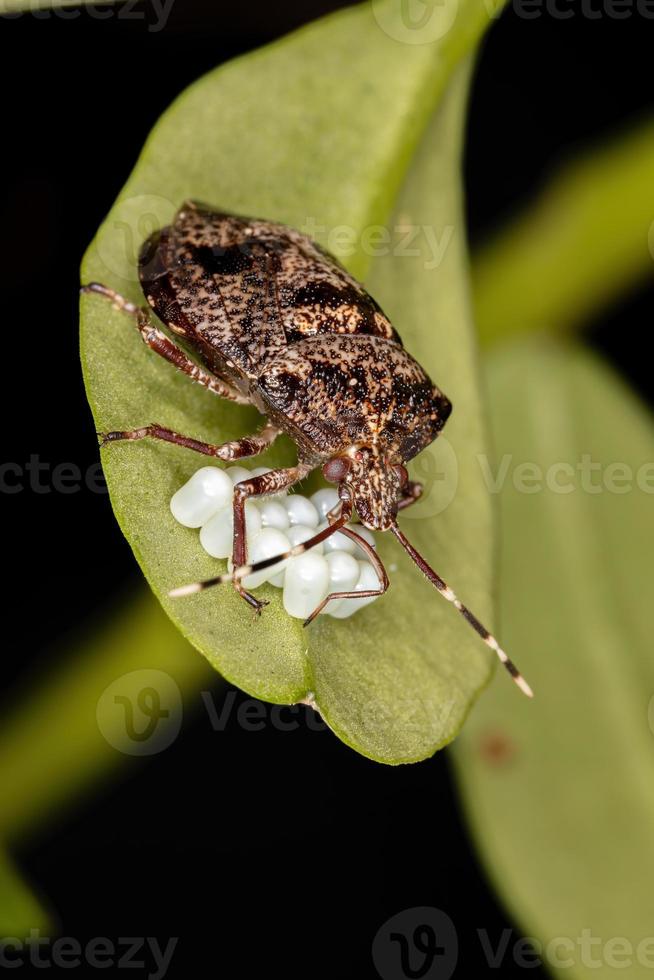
[169,464,382,619]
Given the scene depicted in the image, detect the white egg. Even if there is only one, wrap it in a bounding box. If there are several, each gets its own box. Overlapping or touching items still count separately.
[287,524,323,554]
[285,494,319,528]
[200,509,232,559]
[258,498,290,530]
[327,560,381,618]
[199,501,261,559]
[268,523,323,588]
[320,551,360,614]
[283,551,329,620]
[226,465,252,486]
[240,528,291,590]
[170,466,233,528]
[310,488,340,521]
[171,463,381,621]
[353,525,376,550]
[318,522,357,555]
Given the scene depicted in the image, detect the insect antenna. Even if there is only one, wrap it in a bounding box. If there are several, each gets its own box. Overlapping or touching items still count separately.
[390,523,533,698]
[168,515,350,598]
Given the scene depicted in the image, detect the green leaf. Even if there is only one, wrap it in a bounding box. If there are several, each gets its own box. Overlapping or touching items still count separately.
[0,594,211,843]
[451,337,654,976]
[80,0,503,763]
[473,121,654,347]
[0,851,51,935]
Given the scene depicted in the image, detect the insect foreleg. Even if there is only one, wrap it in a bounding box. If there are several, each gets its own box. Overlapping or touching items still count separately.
[397,480,424,512]
[98,422,280,461]
[169,485,354,601]
[231,464,313,611]
[302,524,389,625]
[81,282,250,405]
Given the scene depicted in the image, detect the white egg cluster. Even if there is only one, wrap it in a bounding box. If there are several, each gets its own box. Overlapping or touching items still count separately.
[169,465,381,619]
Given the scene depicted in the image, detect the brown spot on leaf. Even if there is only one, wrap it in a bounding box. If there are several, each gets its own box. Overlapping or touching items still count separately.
[478,729,517,765]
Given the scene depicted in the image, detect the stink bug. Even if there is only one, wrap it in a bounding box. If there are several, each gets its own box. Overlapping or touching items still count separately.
[82,200,532,697]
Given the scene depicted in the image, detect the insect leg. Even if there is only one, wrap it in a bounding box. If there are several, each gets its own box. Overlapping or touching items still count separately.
[98,422,280,461]
[230,464,313,612]
[302,524,389,624]
[169,486,354,600]
[81,282,250,404]
[390,523,533,698]
[397,480,424,512]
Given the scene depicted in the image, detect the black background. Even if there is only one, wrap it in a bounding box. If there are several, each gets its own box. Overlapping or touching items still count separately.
[1,1,652,976]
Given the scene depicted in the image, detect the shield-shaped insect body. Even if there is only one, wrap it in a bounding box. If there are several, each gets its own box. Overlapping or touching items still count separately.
[82,200,532,697]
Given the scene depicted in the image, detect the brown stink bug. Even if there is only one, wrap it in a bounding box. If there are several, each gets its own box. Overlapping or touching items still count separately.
[82,200,532,697]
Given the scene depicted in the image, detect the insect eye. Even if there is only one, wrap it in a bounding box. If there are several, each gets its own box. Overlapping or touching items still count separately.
[393,464,409,488]
[322,457,352,483]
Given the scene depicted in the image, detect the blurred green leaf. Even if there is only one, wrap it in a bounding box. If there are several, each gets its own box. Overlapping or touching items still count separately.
[80,0,504,763]
[0,594,212,844]
[0,851,51,936]
[452,337,654,977]
[473,121,654,346]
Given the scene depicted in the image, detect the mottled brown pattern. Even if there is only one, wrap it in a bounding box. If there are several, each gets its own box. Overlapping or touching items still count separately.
[84,202,535,695]
[138,200,451,530]
[258,334,449,469]
[139,200,401,377]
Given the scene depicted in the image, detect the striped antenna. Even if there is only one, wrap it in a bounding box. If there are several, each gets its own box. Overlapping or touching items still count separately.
[390,523,533,698]
[169,516,349,598]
